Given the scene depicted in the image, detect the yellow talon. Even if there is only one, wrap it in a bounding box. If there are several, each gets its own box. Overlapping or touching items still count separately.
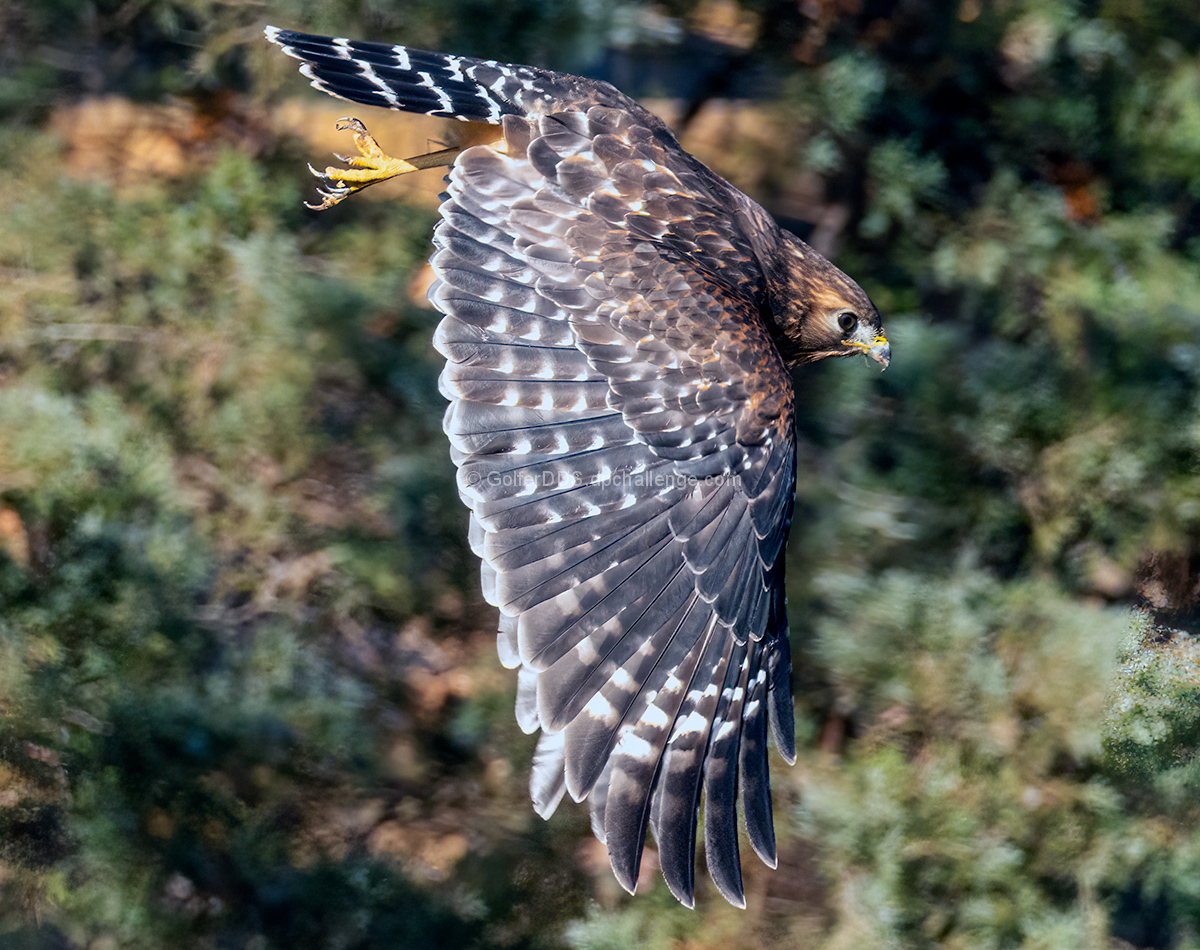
[305,117,462,211]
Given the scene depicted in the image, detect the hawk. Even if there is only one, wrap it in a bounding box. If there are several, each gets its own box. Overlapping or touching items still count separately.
[266,26,889,908]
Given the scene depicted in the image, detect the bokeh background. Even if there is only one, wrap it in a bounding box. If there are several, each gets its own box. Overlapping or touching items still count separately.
[2,1,1200,947]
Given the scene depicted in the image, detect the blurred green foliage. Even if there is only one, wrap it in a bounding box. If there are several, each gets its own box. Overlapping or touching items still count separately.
[1,1,1199,948]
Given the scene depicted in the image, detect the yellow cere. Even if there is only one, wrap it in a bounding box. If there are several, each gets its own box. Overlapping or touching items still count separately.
[844,334,889,351]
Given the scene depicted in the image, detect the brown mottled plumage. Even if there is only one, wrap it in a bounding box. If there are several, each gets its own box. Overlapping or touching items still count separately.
[266,26,889,908]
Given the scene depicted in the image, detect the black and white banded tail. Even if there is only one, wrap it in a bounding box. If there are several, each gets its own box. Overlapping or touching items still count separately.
[265,27,627,125]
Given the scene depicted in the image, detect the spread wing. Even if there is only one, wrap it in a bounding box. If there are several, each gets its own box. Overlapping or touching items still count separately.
[435,107,797,908]
[267,28,799,908]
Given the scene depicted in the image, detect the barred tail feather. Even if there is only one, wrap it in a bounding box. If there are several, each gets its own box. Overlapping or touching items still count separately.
[266,26,572,124]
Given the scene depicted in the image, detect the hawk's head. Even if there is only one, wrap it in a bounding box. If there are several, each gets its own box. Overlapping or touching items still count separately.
[769,232,889,371]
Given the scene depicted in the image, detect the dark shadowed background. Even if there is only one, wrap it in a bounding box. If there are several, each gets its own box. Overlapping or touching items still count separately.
[2,1,1199,947]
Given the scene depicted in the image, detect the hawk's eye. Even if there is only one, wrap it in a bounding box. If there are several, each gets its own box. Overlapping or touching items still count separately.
[837,311,857,334]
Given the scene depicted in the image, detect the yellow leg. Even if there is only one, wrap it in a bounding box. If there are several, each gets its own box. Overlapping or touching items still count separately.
[306,117,462,210]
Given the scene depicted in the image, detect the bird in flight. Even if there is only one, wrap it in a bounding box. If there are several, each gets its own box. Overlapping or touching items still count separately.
[265,26,889,908]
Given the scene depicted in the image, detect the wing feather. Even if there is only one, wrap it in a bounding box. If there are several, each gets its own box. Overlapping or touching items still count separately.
[739,650,777,869]
[603,607,716,893]
[702,639,753,908]
[650,622,736,906]
[430,111,797,903]
[270,28,802,904]
[530,729,568,818]
[563,590,714,802]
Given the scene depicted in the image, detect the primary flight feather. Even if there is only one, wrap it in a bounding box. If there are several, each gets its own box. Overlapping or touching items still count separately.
[265,25,889,907]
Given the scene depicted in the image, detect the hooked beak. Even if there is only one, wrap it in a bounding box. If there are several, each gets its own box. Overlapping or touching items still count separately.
[866,334,890,370]
[843,329,891,371]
